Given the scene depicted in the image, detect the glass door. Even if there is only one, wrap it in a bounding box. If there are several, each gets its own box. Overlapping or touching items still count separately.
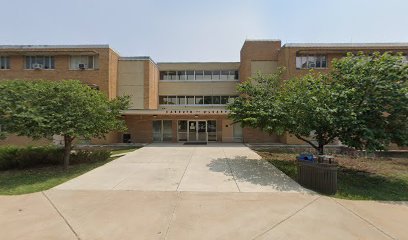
[152,120,173,142]
[197,121,207,141]
[188,121,197,141]
[207,120,217,141]
[152,120,162,142]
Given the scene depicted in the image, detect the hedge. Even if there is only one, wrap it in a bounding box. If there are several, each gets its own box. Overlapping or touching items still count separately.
[0,146,111,170]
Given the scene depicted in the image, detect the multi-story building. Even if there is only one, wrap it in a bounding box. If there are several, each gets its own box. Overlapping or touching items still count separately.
[1,40,407,146]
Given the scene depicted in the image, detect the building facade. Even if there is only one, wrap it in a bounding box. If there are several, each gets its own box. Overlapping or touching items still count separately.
[1,40,407,146]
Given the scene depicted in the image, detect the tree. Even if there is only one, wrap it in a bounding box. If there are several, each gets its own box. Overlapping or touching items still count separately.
[228,52,408,154]
[228,69,347,154]
[0,80,129,169]
[331,52,408,151]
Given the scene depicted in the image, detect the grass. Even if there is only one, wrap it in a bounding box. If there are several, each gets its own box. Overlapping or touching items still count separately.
[0,157,117,195]
[110,147,139,155]
[258,151,408,201]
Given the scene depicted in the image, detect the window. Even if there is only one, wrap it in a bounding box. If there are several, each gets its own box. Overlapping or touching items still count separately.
[186,71,194,80]
[204,71,212,80]
[195,70,204,80]
[159,96,167,104]
[187,96,195,104]
[212,96,221,104]
[25,56,55,69]
[0,56,10,69]
[212,70,220,80]
[228,70,238,80]
[178,96,186,105]
[159,70,239,81]
[178,71,186,80]
[70,55,98,70]
[167,96,177,105]
[159,95,237,105]
[204,96,212,104]
[220,70,229,80]
[195,96,203,104]
[221,96,229,104]
[296,55,327,69]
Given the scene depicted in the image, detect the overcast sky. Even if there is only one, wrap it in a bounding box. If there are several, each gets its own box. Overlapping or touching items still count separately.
[1,0,407,62]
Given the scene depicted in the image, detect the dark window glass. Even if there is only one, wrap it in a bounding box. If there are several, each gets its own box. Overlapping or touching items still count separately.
[160,71,167,80]
[221,96,229,104]
[195,96,203,104]
[321,56,327,68]
[167,71,176,80]
[220,70,229,80]
[178,120,187,132]
[178,96,186,105]
[204,96,212,104]
[178,71,186,80]
[167,96,177,104]
[212,96,221,104]
[212,70,220,80]
[315,56,321,68]
[204,71,212,79]
[186,71,194,80]
[0,56,10,69]
[159,96,167,104]
[234,71,239,79]
[187,96,195,104]
[195,70,204,80]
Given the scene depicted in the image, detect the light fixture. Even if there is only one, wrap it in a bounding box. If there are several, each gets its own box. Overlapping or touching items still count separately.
[153,115,157,118]
[194,114,198,118]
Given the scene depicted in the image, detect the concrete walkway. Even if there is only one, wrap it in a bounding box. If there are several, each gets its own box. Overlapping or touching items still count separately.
[55,143,308,193]
[1,143,407,239]
[1,191,407,240]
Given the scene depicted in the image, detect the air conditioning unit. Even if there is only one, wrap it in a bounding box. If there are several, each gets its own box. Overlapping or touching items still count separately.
[32,63,42,70]
[78,63,87,70]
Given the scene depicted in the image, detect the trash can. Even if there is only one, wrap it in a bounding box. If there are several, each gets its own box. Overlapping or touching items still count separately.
[297,155,338,195]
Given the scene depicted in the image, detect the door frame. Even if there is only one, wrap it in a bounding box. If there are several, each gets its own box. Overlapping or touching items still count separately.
[187,120,207,142]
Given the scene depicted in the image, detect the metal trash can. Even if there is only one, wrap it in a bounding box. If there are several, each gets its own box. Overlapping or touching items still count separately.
[297,155,338,195]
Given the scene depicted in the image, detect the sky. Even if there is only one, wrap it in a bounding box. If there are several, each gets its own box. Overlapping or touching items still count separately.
[1,0,408,62]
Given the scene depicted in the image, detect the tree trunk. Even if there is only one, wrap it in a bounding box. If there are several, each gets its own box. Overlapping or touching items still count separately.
[317,144,324,155]
[63,135,72,170]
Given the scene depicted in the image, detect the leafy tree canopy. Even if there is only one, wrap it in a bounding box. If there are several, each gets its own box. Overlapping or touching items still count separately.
[228,52,408,154]
[0,80,129,168]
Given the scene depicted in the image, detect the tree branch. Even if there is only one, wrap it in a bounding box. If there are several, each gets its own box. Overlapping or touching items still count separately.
[294,134,318,150]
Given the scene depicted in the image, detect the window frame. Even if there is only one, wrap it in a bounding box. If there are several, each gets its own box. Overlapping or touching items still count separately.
[296,54,328,70]
[69,55,98,70]
[24,55,55,70]
[0,56,10,70]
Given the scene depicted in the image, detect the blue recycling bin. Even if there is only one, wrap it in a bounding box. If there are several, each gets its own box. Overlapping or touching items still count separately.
[297,153,315,162]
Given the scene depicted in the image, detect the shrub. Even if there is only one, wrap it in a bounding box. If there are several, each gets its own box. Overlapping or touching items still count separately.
[0,146,110,170]
[70,150,111,164]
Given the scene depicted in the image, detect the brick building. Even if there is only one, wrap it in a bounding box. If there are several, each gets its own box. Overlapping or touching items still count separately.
[0,40,407,146]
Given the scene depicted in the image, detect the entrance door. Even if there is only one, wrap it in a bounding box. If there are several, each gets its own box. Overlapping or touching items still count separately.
[153,120,172,142]
[188,120,208,142]
[188,121,197,141]
[197,121,207,141]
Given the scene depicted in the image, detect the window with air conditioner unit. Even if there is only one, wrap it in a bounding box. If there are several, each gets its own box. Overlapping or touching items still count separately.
[25,56,55,69]
[69,55,99,70]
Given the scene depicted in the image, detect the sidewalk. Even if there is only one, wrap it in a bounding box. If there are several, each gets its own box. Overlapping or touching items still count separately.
[1,190,407,240]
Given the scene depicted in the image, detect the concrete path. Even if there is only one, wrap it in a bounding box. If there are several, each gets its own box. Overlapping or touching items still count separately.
[55,143,308,193]
[1,143,407,239]
[1,190,407,240]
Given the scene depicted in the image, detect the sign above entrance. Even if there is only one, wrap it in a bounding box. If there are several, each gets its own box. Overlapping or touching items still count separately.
[123,109,230,115]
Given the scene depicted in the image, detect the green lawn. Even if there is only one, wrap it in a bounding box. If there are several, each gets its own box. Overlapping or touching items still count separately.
[259,152,408,201]
[110,147,139,155]
[0,157,116,195]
